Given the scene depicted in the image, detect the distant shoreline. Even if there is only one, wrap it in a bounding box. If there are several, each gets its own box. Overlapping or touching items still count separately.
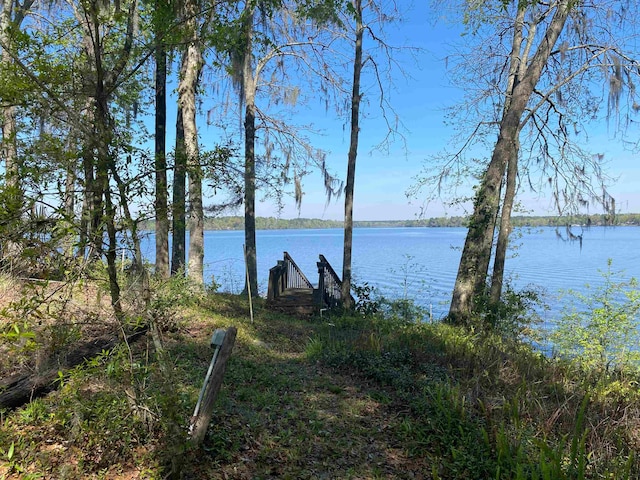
[141,213,640,231]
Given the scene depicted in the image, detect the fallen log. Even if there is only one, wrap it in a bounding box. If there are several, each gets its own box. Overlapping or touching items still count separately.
[0,372,58,410]
[0,329,147,410]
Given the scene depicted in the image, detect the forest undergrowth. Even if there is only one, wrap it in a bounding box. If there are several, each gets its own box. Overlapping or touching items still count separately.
[1,273,640,479]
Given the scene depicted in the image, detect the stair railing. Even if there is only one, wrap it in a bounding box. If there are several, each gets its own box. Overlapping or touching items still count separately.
[267,251,313,303]
[317,254,352,309]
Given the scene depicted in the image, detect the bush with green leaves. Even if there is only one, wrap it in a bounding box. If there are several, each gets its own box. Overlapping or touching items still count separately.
[473,282,546,341]
[552,260,640,375]
[378,296,429,323]
[352,280,429,323]
[145,271,206,331]
[352,281,381,317]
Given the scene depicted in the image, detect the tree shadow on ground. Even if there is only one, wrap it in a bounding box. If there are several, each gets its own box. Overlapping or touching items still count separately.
[170,310,431,479]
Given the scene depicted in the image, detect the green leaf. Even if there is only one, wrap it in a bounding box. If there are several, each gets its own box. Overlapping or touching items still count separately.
[7,441,14,460]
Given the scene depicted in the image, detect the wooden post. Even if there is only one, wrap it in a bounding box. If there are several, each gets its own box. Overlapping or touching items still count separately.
[278,260,286,293]
[189,326,237,446]
[317,259,325,309]
[267,267,277,302]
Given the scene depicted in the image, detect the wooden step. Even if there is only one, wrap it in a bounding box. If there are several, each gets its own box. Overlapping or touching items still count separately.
[266,288,317,316]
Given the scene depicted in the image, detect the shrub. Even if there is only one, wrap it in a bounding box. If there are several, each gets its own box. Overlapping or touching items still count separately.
[552,259,640,375]
[378,296,429,323]
[147,271,204,331]
[474,282,546,341]
[352,281,381,317]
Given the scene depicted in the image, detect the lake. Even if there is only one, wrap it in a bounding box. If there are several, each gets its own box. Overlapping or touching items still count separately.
[139,226,640,322]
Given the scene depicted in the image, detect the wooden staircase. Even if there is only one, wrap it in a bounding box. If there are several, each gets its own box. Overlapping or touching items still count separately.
[266,252,352,316]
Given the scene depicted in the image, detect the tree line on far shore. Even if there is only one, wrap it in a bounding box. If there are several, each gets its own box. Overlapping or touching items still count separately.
[139,212,640,231]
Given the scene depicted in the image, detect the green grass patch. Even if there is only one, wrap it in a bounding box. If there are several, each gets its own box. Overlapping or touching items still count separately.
[2,292,640,479]
[307,313,640,479]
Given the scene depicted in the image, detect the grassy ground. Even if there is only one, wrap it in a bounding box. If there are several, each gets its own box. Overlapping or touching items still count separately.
[1,293,431,479]
[2,289,640,479]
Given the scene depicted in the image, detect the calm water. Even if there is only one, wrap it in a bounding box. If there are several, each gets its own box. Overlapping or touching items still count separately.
[139,226,640,321]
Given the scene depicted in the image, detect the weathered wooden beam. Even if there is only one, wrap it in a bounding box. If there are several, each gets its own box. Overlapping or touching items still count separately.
[188,326,237,446]
[0,373,57,409]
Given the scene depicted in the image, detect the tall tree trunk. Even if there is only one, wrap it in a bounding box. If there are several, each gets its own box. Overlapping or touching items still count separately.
[154,25,169,278]
[1,105,17,186]
[341,0,363,309]
[71,0,137,323]
[490,142,518,304]
[242,11,258,297]
[181,47,204,285]
[80,116,104,262]
[174,0,204,285]
[472,4,527,307]
[171,106,186,275]
[448,0,572,326]
[243,100,258,296]
[489,6,527,305]
[0,0,24,265]
[0,1,18,189]
[101,169,124,323]
[78,156,90,258]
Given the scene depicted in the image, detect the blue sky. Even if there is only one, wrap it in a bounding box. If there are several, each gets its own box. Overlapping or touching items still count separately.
[187,2,640,221]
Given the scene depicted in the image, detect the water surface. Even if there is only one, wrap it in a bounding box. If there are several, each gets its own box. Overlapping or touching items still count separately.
[140,226,640,321]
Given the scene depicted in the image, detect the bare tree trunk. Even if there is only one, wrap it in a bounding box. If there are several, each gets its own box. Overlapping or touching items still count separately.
[341,0,364,310]
[471,186,501,301]
[181,45,204,285]
[78,103,104,263]
[154,25,169,278]
[0,2,18,189]
[174,0,204,285]
[0,328,148,410]
[490,144,518,303]
[449,0,572,326]
[1,104,17,185]
[102,178,124,323]
[241,11,258,297]
[243,100,258,296]
[90,10,124,321]
[78,157,90,258]
[0,0,29,266]
[171,106,186,275]
[449,160,504,325]
[489,6,527,305]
